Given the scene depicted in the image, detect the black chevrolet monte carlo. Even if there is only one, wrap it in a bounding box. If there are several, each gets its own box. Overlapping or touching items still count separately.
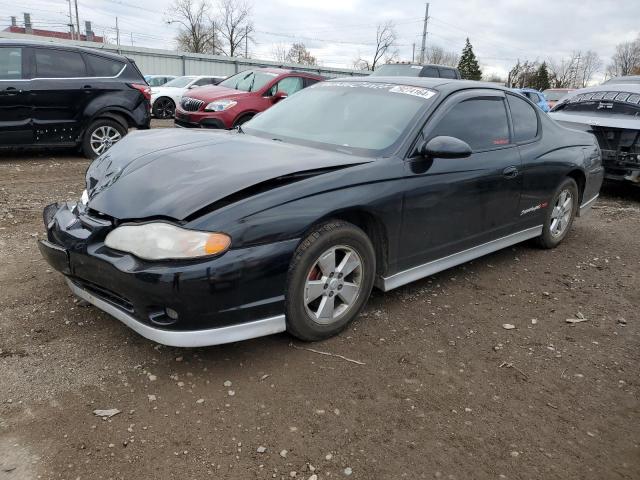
[38,77,604,347]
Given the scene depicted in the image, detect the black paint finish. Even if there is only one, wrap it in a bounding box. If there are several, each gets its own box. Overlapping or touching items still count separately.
[40,77,604,333]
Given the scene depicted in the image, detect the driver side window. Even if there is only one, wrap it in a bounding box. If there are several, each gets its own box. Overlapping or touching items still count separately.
[427,97,511,151]
[269,76,304,96]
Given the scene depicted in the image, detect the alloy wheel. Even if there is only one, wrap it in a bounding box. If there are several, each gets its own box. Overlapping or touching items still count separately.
[550,189,573,237]
[155,99,174,118]
[90,126,122,156]
[303,245,363,325]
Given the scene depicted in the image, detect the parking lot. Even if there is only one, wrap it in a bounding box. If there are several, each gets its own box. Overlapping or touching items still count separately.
[0,120,639,480]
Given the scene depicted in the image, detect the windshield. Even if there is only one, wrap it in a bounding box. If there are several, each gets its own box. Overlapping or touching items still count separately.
[162,76,195,88]
[243,82,436,154]
[370,64,423,77]
[219,70,278,92]
[543,90,570,101]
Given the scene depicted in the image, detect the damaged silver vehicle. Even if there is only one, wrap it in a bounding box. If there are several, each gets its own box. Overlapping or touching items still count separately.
[549,84,640,185]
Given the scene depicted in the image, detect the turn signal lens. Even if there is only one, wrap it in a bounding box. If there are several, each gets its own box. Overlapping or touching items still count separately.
[205,234,231,255]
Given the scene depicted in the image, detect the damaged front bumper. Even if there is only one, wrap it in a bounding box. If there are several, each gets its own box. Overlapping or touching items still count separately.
[38,202,295,347]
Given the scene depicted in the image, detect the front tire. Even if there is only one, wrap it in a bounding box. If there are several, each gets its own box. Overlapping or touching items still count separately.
[536,178,579,249]
[285,221,376,341]
[153,97,175,119]
[81,118,127,159]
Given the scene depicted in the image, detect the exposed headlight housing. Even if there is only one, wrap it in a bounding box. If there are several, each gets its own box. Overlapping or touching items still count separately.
[204,99,237,111]
[104,223,231,260]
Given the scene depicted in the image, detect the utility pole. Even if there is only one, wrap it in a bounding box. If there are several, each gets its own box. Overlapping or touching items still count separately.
[412,43,415,62]
[115,17,121,50]
[67,0,75,40]
[74,0,81,40]
[419,2,429,63]
[245,26,249,58]
[130,32,134,46]
[211,21,216,54]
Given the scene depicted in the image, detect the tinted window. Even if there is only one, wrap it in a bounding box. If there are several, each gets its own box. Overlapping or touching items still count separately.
[35,49,86,78]
[421,66,439,77]
[85,54,123,77]
[0,47,22,79]
[507,94,538,142]
[430,97,510,151]
[527,92,539,103]
[304,77,320,87]
[194,77,216,86]
[438,68,457,79]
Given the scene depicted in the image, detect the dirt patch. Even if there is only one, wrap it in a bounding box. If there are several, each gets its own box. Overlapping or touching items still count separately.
[0,123,638,479]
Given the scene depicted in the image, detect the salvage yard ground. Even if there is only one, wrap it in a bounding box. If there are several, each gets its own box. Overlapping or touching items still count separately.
[0,120,639,480]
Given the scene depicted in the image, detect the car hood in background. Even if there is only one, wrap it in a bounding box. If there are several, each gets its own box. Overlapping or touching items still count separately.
[182,85,249,102]
[150,86,187,98]
[85,129,370,221]
[549,111,640,131]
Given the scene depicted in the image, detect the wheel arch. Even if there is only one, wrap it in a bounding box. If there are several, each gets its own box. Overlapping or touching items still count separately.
[232,111,258,127]
[313,208,389,278]
[566,168,586,204]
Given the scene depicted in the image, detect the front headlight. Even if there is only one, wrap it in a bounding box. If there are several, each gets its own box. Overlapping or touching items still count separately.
[104,223,231,260]
[204,99,237,112]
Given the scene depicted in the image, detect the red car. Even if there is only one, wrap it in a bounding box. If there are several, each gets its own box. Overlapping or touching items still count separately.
[174,68,324,129]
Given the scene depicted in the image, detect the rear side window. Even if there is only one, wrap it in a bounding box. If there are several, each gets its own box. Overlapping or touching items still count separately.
[438,68,457,79]
[35,49,86,78]
[421,66,439,77]
[0,47,22,79]
[429,97,510,151]
[86,55,124,77]
[304,77,320,87]
[507,94,539,142]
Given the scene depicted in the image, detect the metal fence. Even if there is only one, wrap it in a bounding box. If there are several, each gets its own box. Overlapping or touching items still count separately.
[0,30,367,79]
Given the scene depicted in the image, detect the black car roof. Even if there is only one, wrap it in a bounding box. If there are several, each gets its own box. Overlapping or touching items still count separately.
[0,38,129,62]
[329,76,508,93]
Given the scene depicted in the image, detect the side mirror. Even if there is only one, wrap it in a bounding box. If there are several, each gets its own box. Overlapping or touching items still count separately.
[272,90,288,103]
[420,136,472,159]
[188,84,200,89]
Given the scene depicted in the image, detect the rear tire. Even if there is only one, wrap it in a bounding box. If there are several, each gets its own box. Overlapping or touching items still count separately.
[153,97,175,119]
[285,221,376,341]
[536,178,579,249]
[81,118,127,159]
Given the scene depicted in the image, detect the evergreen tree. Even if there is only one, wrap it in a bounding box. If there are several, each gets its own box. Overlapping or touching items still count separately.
[457,38,482,80]
[534,62,551,91]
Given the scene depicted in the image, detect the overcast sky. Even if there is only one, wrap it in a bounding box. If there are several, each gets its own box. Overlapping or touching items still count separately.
[2,0,639,80]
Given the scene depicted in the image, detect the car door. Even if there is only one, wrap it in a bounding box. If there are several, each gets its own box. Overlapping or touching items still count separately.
[30,47,92,144]
[398,90,523,271]
[0,45,32,145]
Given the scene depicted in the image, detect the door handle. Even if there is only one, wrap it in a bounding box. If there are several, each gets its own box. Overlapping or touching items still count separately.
[83,85,93,92]
[3,86,20,96]
[503,166,519,178]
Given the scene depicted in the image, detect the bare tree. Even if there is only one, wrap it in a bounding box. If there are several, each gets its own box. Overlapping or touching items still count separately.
[166,0,213,54]
[607,38,640,77]
[424,45,459,67]
[578,50,602,87]
[353,21,397,71]
[286,43,317,66]
[271,43,289,63]
[548,52,582,88]
[214,0,254,57]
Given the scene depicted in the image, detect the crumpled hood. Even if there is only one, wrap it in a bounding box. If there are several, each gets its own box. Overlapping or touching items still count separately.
[86,129,369,221]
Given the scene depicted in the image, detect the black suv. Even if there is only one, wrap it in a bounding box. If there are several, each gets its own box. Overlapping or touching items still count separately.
[0,40,150,158]
[370,63,461,79]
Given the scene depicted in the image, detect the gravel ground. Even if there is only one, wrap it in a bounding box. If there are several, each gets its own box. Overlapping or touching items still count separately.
[0,121,639,480]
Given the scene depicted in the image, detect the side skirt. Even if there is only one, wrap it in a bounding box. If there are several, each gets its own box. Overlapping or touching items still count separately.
[377,225,543,292]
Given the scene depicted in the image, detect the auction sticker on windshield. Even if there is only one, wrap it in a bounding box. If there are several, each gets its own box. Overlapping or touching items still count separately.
[314,81,436,99]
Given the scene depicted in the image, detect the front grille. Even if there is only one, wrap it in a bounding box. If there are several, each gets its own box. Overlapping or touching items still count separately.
[181,97,205,112]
